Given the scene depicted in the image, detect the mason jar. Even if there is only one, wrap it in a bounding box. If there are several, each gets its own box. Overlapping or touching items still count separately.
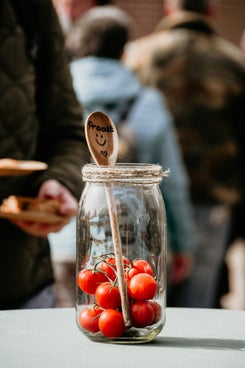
[76,163,167,343]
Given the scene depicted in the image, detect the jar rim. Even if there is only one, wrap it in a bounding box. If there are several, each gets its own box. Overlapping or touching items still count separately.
[82,163,169,183]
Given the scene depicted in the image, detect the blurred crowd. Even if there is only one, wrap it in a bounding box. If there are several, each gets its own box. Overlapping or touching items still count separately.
[50,0,245,310]
[1,0,244,310]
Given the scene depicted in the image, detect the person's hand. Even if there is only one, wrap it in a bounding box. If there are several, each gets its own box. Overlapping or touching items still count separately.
[169,253,193,284]
[12,180,78,237]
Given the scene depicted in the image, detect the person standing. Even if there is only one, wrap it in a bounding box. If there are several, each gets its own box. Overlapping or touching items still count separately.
[124,0,245,307]
[0,0,89,309]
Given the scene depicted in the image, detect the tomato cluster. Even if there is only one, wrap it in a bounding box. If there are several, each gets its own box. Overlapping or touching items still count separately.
[77,255,162,339]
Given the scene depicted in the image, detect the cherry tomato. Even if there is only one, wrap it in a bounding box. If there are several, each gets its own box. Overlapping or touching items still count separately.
[133,259,153,276]
[98,309,125,338]
[122,256,131,268]
[126,259,154,281]
[99,256,131,281]
[125,266,140,281]
[77,269,108,294]
[95,282,121,309]
[98,257,117,281]
[150,301,162,323]
[128,273,157,301]
[78,307,103,333]
[130,301,154,327]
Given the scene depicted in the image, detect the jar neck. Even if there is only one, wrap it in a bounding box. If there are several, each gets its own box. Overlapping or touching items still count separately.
[82,163,168,184]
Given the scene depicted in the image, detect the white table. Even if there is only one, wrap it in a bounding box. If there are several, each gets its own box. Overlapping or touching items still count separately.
[0,308,244,368]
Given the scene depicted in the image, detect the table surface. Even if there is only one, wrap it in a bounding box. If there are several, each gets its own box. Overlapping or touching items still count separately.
[0,308,244,368]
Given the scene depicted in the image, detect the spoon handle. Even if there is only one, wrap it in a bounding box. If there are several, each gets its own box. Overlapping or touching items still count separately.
[105,183,132,327]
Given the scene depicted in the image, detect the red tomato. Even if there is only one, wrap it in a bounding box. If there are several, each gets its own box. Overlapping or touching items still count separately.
[125,259,153,281]
[133,259,153,276]
[125,266,140,281]
[95,282,121,309]
[150,301,162,323]
[130,301,154,327]
[128,273,157,301]
[98,309,125,338]
[99,256,131,281]
[78,308,103,333]
[77,269,107,294]
[98,257,117,281]
[122,256,131,266]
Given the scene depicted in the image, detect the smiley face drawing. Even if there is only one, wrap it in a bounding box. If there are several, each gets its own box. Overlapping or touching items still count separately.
[95,133,106,147]
[95,133,108,157]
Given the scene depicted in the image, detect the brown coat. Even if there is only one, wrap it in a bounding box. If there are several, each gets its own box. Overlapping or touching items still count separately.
[124,12,245,213]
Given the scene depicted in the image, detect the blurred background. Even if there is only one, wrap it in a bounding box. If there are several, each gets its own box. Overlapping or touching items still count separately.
[50,0,245,310]
[116,0,245,47]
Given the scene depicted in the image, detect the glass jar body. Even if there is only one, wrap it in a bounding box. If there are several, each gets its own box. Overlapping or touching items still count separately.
[76,164,167,343]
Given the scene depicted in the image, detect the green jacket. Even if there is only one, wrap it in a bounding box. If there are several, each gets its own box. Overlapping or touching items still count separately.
[0,0,89,308]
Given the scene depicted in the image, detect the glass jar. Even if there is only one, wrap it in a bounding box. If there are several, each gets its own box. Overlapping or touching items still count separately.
[76,163,167,344]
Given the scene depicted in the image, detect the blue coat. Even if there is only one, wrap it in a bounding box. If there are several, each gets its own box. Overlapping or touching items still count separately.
[70,56,195,253]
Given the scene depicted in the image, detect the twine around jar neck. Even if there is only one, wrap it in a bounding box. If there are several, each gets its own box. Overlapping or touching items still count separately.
[82,163,169,184]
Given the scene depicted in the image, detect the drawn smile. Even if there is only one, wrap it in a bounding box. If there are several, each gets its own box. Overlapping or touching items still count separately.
[96,134,106,146]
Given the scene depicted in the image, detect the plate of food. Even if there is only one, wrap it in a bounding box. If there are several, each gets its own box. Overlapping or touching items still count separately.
[0,196,68,224]
[0,158,48,176]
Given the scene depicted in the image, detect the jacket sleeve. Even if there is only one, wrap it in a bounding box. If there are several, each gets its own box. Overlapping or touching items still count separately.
[25,0,90,199]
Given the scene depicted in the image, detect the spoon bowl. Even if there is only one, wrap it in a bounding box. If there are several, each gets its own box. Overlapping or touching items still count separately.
[85,111,118,166]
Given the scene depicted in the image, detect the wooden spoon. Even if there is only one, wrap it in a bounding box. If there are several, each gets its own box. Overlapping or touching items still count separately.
[85,111,131,327]
[85,111,118,166]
